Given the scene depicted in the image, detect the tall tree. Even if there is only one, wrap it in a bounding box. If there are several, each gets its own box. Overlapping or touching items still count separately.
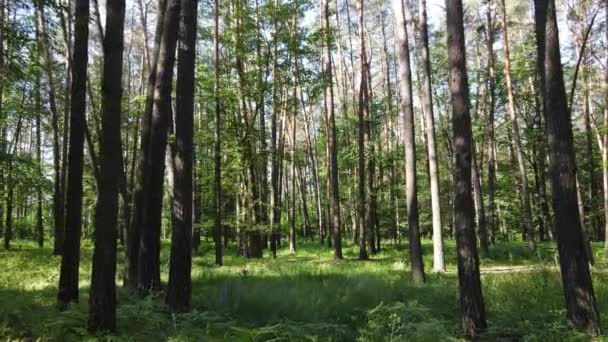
[35,0,62,253]
[57,0,89,307]
[88,0,125,331]
[356,0,368,260]
[126,0,168,289]
[485,0,496,244]
[447,0,487,338]
[136,0,180,294]
[501,0,535,251]
[534,0,600,334]
[322,0,342,259]
[393,0,424,284]
[212,0,222,266]
[418,0,444,272]
[166,0,196,312]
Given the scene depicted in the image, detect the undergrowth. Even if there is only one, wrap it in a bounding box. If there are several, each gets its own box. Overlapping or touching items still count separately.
[1,240,607,341]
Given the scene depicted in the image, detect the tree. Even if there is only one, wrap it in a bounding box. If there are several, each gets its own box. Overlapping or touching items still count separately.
[392,0,424,284]
[447,0,487,338]
[135,0,180,294]
[57,0,89,307]
[88,0,125,331]
[356,0,368,260]
[322,0,342,260]
[418,0,444,272]
[534,0,600,335]
[501,0,535,251]
[485,0,496,245]
[166,0,196,312]
[34,0,62,253]
[126,0,168,289]
[212,0,222,266]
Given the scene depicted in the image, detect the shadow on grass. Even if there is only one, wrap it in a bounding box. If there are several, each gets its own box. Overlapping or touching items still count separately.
[0,240,606,341]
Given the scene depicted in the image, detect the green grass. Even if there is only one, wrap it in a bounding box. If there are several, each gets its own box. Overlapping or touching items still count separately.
[1,239,607,341]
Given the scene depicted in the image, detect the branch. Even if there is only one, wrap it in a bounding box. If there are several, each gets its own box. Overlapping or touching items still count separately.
[568,7,599,115]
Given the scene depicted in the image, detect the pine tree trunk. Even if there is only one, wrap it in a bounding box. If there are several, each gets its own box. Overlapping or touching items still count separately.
[166,0,196,312]
[419,0,444,271]
[535,0,601,334]
[57,0,89,306]
[485,0,496,245]
[212,0,222,266]
[393,0,424,284]
[447,0,487,337]
[322,0,342,259]
[501,0,535,251]
[356,0,368,260]
[88,0,125,331]
[137,0,180,294]
[126,0,168,289]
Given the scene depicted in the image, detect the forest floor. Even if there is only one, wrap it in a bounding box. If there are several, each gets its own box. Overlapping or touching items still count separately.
[1,238,608,341]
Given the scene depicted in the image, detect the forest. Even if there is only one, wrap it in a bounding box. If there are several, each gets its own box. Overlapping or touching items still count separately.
[0,0,607,339]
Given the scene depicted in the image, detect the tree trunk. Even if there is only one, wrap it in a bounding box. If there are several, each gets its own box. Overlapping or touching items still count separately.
[447,0,487,338]
[88,0,125,331]
[35,0,62,253]
[322,0,342,259]
[535,0,601,335]
[485,0,496,245]
[212,0,222,266]
[166,0,196,312]
[35,76,43,248]
[419,0,444,271]
[126,0,168,289]
[393,0,424,284]
[356,0,368,260]
[501,0,535,251]
[136,0,180,294]
[57,0,89,306]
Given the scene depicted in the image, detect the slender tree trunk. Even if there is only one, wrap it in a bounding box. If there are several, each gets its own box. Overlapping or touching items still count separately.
[393,0,424,284]
[35,0,62,253]
[88,0,125,331]
[166,0,196,312]
[322,0,342,259]
[213,0,222,266]
[356,0,368,260]
[485,0,496,245]
[289,95,297,254]
[604,0,608,251]
[126,0,168,289]
[447,0,487,337]
[137,0,180,294]
[35,76,43,248]
[501,0,535,251]
[535,0,601,334]
[419,0,444,271]
[57,0,89,306]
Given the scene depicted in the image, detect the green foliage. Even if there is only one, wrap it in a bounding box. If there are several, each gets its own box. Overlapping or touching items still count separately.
[2,240,608,341]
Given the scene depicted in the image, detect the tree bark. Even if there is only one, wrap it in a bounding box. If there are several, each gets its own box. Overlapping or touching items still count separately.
[58,0,89,306]
[136,0,180,294]
[322,0,342,259]
[419,0,444,271]
[501,0,535,251]
[356,0,368,260]
[447,0,487,338]
[535,0,601,335]
[35,0,62,253]
[393,0,424,284]
[212,0,222,266]
[88,0,125,331]
[166,0,196,312]
[126,0,168,289]
[485,0,496,245]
